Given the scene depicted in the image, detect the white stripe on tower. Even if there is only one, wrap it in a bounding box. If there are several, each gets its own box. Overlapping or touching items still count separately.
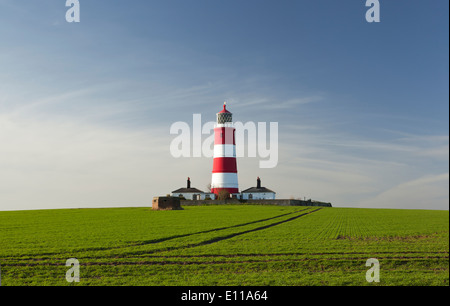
[211,102,239,195]
[211,173,239,188]
[213,144,236,158]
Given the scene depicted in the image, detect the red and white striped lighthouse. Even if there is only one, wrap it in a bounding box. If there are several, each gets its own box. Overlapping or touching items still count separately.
[211,102,239,196]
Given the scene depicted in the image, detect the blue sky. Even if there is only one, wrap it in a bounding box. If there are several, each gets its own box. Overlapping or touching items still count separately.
[0,0,448,210]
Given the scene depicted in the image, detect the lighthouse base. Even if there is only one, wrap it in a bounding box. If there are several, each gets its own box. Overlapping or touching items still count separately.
[211,188,239,195]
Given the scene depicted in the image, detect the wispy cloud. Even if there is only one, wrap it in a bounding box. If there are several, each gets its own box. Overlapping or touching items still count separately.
[359,173,449,210]
[266,96,323,109]
[271,124,449,209]
[234,95,323,110]
[0,112,173,211]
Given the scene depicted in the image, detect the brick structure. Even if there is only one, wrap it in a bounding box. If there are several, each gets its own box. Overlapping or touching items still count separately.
[152,196,182,210]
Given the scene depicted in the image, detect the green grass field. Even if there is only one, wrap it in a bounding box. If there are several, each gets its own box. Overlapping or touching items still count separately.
[0,205,448,286]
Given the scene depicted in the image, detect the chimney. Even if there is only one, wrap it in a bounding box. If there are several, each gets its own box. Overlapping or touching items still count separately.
[257,177,261,189]
[187,177,191,189]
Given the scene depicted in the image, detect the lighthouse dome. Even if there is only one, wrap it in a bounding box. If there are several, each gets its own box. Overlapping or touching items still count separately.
[217,102,232,124]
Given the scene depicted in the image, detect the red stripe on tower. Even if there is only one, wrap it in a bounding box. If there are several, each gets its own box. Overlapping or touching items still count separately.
[212,157,238,173]
[211,102,239,196]
[214,127,236,145]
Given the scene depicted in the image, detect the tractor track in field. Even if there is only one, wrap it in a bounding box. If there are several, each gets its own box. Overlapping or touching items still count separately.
[189,208,323,246]
[140,250,450,258]
[0,208,321,262]
[3,250,447,263]
[2,253,448,267]
[128,207,313,247]
[119,208,323,257]
[7,207,446,268]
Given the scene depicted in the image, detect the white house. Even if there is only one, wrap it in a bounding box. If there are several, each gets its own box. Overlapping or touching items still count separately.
[241,177,276,200]
[171,177,216,200]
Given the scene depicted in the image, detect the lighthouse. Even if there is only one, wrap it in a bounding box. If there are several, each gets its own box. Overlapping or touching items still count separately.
[210,102,239,197]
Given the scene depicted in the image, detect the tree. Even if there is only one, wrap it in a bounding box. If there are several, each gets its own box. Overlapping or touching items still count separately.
[217,190,231,200]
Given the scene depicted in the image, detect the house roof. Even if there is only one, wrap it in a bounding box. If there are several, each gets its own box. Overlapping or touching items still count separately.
[171,187,205,194]
[241,187,276,194]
